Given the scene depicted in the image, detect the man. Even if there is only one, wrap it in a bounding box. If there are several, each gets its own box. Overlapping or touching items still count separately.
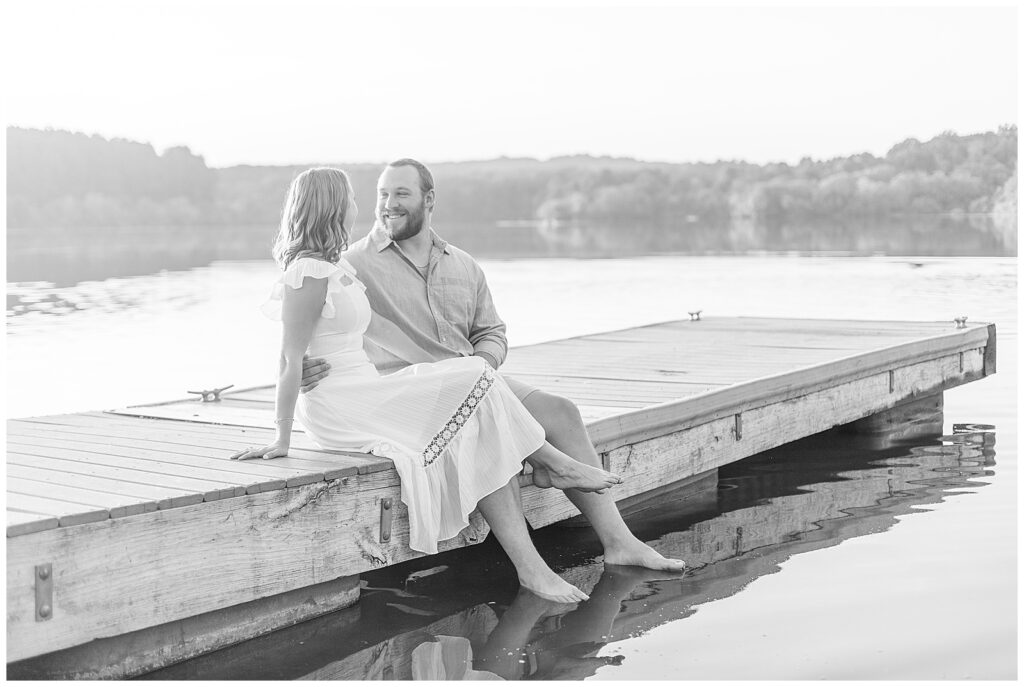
[302,159,683,572]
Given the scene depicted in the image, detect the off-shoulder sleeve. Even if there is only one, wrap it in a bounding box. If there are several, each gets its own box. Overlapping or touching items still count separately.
[260,257,364,321]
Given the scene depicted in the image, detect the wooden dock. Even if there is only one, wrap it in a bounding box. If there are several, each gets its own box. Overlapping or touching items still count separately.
[6,317,996,676]
[130,428,993,681]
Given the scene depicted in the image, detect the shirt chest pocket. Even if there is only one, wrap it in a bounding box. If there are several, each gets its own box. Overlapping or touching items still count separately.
[436,276,475,325]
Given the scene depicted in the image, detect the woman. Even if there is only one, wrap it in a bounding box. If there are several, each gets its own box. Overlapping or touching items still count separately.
[230,168,621,603]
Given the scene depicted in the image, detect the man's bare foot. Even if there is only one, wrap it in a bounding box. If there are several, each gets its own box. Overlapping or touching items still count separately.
[603,540,685,572]
[519,571,590,604]
[536,460,622,493]
[532,466,553,489]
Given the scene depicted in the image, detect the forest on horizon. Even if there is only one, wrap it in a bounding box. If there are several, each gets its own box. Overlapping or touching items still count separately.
[6,125,1018,253]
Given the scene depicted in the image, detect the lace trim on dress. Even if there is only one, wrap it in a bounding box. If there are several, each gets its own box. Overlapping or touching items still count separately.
[260,256,365,321]
[422,364,497,467]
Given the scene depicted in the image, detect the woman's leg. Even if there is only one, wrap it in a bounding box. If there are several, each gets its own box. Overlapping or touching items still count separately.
[522,391,686,572]
[476,476,589,604]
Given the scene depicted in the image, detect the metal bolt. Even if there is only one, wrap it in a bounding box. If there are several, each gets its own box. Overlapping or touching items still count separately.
[38,567,50,581]
[383,501,391,510]
[38,604,52,618]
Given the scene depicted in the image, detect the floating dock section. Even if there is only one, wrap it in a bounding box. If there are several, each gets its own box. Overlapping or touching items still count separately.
[6,317,996,677]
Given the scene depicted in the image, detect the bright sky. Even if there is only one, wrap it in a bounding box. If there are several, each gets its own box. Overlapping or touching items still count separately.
[3,0,1018,167]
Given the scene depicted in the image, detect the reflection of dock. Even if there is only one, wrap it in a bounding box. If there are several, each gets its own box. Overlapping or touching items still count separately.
[126,429,995,680]
[6,317,995,676]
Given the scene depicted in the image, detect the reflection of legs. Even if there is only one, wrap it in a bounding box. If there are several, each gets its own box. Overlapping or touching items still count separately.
[474,589,561,679]
[522,391,685,572]
[477,476,590,604]
[477,568,657,681]
[542,565,674,650]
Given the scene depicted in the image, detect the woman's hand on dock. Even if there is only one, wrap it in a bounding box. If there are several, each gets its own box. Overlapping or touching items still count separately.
[229,442,289,461]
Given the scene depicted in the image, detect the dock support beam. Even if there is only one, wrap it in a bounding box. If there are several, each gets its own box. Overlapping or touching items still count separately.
[842,393,944,440]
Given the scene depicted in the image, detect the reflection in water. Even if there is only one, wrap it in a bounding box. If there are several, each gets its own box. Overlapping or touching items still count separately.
[6,224,276,285]
[7,214,1013,285]
[7,266,229,325]
[524,215,1014,259]
[133,424,996,681]
[7,279,168,322]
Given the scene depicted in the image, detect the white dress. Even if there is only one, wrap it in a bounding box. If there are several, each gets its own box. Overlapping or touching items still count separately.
[262,256,545,554]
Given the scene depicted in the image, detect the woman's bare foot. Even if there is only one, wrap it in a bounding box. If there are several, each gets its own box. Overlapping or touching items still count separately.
[532,460,622,494]
[603,540,685,572]
[507,585,566,619]
[519,570,590,604]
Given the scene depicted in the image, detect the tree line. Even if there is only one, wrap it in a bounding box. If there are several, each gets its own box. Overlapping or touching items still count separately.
[7,125,1016,236]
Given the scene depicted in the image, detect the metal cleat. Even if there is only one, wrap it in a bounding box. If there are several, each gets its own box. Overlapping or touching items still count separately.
[186,384,234,402]
[953,316,968,329]
[688,310,703,321]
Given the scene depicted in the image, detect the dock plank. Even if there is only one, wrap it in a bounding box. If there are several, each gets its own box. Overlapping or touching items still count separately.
[6,510,59,537]
[110,403,286,427]
[15,414,397,476]
[7,464,198,508]
[6,477,159,519]
[7,442,254,500]
[7,453,219,509]
[17,413,306,448]
[8,421,336,483]
[576,405,635,422]
[6,431,358,486]
[6,493,111,527]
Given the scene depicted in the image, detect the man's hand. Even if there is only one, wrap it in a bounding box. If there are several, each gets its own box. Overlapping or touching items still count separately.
[473,351,499,369]
[300,355,331,393]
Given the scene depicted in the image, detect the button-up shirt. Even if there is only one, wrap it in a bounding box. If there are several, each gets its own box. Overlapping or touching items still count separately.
[344,224,508,374]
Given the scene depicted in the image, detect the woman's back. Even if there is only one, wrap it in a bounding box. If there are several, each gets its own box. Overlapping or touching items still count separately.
[262,256,374,373]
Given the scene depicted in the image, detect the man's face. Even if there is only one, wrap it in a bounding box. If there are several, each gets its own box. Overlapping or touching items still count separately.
[376,165,431,241]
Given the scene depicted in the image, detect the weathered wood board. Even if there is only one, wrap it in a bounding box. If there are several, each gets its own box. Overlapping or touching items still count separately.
[6,317,996,668]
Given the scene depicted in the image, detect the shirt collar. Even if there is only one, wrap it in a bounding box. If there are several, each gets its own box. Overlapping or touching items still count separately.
[430,230,451,254]
[368,223,450,255]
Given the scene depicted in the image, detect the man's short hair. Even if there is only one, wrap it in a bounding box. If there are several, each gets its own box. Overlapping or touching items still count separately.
[387,158,434,194]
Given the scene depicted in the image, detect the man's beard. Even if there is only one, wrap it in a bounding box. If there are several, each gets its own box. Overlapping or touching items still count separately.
[382,201,426,241]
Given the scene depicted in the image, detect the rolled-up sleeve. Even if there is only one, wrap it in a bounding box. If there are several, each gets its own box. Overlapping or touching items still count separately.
[468,266,508,368]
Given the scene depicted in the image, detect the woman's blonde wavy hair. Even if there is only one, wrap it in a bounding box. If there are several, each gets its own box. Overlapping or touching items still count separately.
[273,167,353,268]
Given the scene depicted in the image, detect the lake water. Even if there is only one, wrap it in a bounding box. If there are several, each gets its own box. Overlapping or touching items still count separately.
[6,254,1017,679]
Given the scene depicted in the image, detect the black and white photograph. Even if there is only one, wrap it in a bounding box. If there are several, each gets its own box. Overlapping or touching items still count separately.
[4,0,1017,680]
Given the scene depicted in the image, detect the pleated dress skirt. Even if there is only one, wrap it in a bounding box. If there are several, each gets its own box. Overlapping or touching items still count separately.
[297,353,545,554]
